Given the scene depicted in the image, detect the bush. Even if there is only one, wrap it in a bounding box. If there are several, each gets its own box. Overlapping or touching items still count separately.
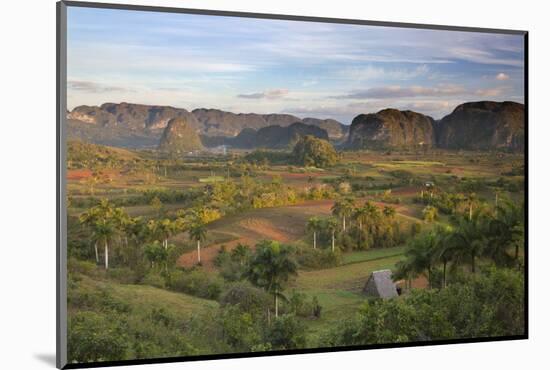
[267,314,307,350]
[296,248,342,269]
[286,291,322,318]
[142,271,166,289]
[68,277,131,314]
[219,282,271,316]
[68,311,129,363]
[219,305,263,351]
[68,258,97,277]
[167,269,224,300]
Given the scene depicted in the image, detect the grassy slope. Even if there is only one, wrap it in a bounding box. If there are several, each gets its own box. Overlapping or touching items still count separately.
[70,273,219,317]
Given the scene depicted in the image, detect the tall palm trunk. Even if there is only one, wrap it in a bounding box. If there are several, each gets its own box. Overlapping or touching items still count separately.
[94,242,99,264]
[331,231,335,252]
[197,240,201,263]
[274,289,279,318]
[104,241,109,270]
[469,204,473,221]
[342,216,346,232]
[313,231,317,249]
[442,261,447,288]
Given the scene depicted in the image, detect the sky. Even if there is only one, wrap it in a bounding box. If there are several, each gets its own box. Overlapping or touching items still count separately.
[67,7,525,124]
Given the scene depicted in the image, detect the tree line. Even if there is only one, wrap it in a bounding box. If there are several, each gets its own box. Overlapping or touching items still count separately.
[395,199,524,289]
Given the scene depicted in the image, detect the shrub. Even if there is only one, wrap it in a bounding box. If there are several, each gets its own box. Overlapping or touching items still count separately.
[142,271,166,289]
[68,311,129,363]
[267,314,307,350]
[219,305,263,351]
[296,248,342,269]
[167,269,224,300]
[286,291,322,318]
[219,282,271,316]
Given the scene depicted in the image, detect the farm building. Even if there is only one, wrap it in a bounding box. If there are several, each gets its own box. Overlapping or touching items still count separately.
[363,269,399,299]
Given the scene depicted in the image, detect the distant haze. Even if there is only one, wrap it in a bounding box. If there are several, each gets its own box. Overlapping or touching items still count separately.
[68,7,524,124]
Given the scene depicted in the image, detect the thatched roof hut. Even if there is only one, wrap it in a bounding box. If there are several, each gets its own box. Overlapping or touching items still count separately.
[363,269,398,299]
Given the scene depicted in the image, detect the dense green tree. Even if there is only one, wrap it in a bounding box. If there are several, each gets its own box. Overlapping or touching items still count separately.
[246,241,298,317]
[144,241,169,270]
[266,314,307,350]
[291,135,338,168]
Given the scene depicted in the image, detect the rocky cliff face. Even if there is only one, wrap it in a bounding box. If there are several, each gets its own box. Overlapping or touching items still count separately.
[69,102,201,131]
[192,109,305,136]
[67,101,524,152]
[67,103,341,147]
[436,101,524,151]
[302,117,348,140]
[230,122,329,149]
[347,109,435,149]
[157,117,203,153]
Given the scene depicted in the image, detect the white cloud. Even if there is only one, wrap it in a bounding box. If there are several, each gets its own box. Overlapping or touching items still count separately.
[496,72,510,81]
[68,80,131,93]
[475,88,506,97]
[333,85,466,99]
[336,64,430,82]
[237,89,289,100]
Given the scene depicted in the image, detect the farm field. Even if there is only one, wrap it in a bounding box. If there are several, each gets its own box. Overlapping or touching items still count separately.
[67,139,525,362]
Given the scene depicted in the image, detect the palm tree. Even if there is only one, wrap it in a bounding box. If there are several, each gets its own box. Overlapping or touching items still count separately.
[354,206,369,231]
[231,243,251,266]
[79,199,125,269]
[331,197,354,232]
[158,218,178,249]
[189,221,207,264]
[488,199,524,266]
[306,217,322,249]
[325,217,339,252]
[246,240,298,318]
[448,212,487,274]
[93,218,117,270]
[79,207,101,263]
[434,227,456,288]
[402,231,438,288]
[394,258,416,291]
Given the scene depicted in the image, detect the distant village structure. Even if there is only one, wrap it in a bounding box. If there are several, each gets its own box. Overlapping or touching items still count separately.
[363,269,399,299]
